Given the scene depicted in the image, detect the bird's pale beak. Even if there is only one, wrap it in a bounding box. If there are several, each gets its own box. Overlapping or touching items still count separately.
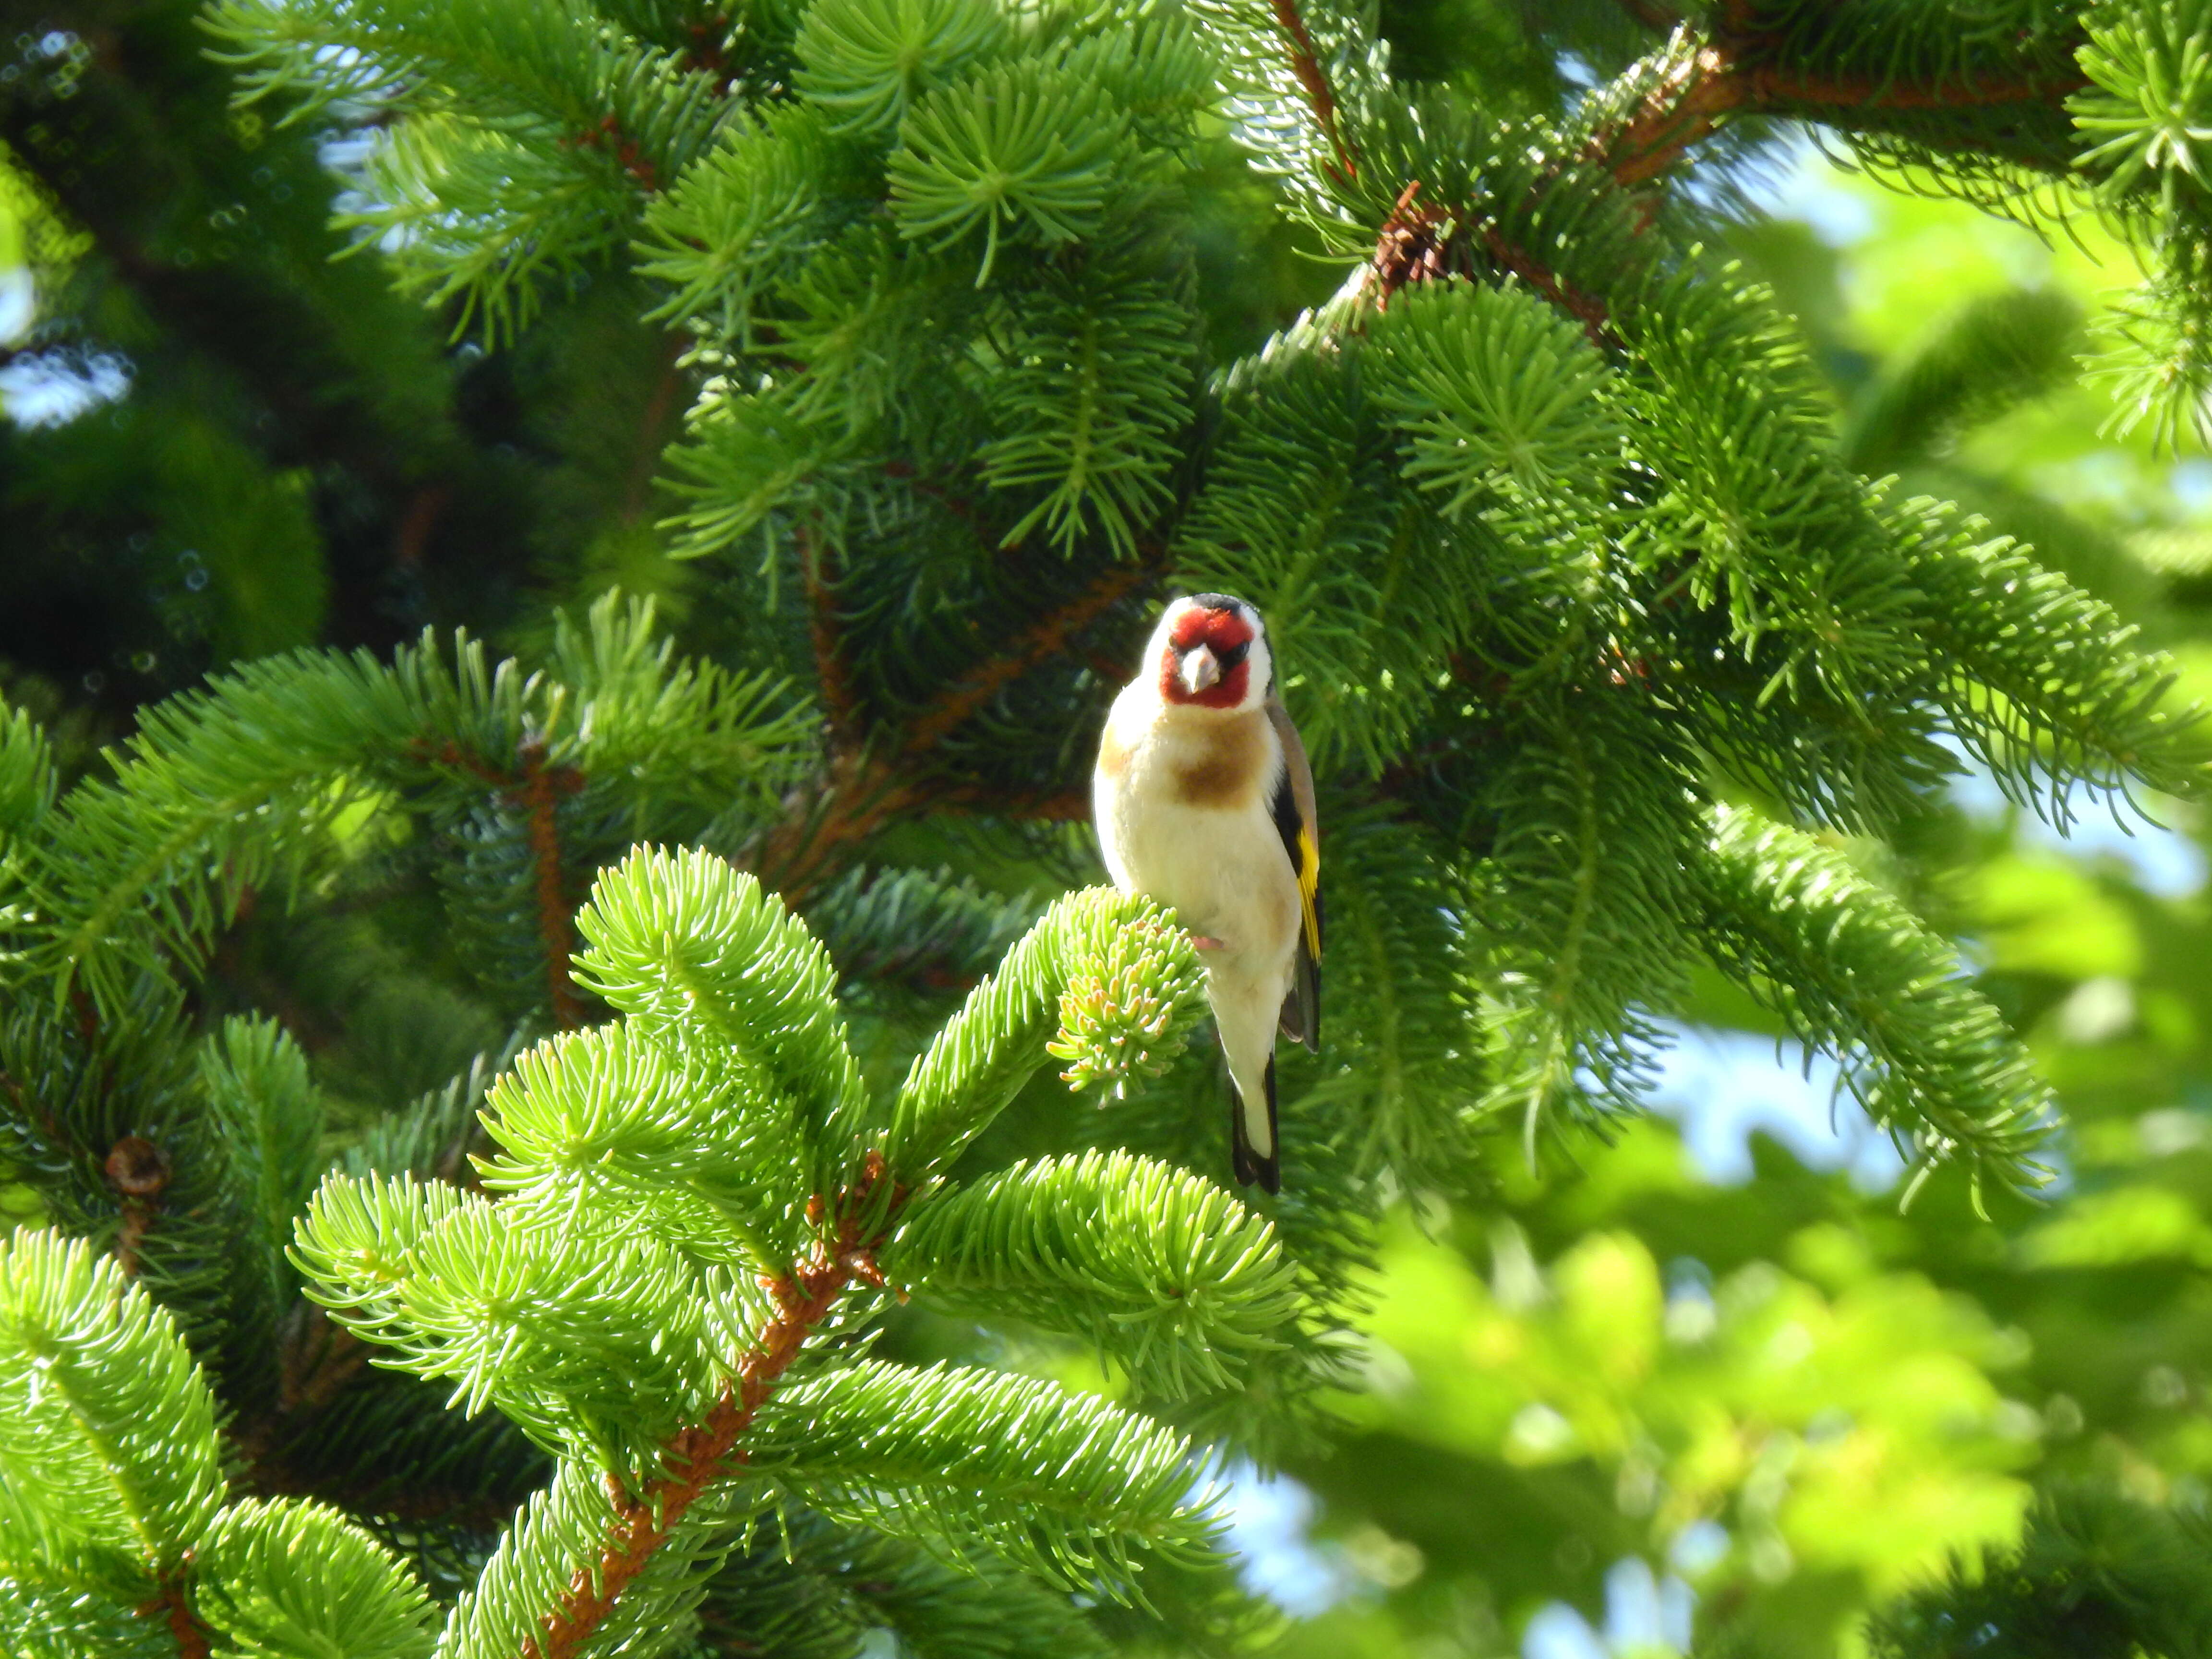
[1179,645,1222,695]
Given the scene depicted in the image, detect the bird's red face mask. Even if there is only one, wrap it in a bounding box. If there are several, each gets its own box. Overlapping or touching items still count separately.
[1160,603,1254,709]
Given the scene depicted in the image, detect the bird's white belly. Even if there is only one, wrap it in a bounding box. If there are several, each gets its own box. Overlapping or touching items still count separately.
[1100,762,1298,966]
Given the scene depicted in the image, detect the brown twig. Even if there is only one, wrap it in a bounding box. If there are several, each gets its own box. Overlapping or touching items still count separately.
[1604,36,2090,191]
[681,17,737,95]
[566,114,660,192]
[405,735,592,1025]
[409,737,514,789]
[751,555,1158,897]
[948,785,1093,822]
[803,525,861,753]
[145,1576,209,1659]
[104,1136,169,1279]
[1478,225,1615,347]
[523,1154,901,1659]
[623,335,688,522]
[1268,0,1357,182]
[517,742,586,1030]
[393,485,450,569]
[906,557,1159,752]
[1369,180,1456,306]
[746,751,919,904]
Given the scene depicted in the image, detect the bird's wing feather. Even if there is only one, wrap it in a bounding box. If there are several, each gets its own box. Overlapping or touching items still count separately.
[1265,696,1321,1051]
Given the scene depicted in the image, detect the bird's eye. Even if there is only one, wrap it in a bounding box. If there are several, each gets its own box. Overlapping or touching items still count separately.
[1214,639,1250,671]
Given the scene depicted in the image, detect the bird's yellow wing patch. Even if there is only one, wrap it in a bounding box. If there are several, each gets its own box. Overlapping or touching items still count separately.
[1296,822,1321,961]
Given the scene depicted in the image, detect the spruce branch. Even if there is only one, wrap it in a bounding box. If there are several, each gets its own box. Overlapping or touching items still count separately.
[567,846,871,1211]
[802,524,861,755]
[0,706,57,847]
[26,595,806,1026]
[1886,495,2210,816]
[201,1018,325,1379]
[694,1510,1120,1659]
[1869,1483,2212,1659]
[508,1153,901,1659]
[192,1497,437,1659]
[1263,0,1356,181]
[103,1135,171,1283]
[291,1161,897,1657]
[745,1357,1220,1586]
[0,1230,224,1612]
[1600,30,2090,191]
[516,742,587,1031]
[748,554,1165,897]
[2,1229,443,1657]
[1696,802,2056,1206]
[152,1576,211,1659]
[883,1149,1298,1397]
[884,887,1206,1182]
[906,552,1163,751]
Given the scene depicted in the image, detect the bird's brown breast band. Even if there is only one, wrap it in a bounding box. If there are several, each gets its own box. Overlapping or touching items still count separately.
[1170,713,1266,808]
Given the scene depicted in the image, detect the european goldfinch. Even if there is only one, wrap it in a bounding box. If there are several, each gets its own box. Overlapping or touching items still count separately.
[1093,593,1321,1194]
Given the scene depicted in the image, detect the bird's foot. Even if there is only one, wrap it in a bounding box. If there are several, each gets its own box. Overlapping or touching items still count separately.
[1188,934,1227,952]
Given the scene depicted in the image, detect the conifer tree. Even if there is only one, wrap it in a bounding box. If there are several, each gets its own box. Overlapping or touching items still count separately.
[0,0,690,727]
[5,0,2212,1655]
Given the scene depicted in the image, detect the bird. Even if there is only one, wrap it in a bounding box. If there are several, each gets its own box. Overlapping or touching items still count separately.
[1092,592,1321,1194]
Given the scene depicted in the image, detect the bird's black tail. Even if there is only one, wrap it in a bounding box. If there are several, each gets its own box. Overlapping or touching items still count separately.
[1228,1056,1281,1194]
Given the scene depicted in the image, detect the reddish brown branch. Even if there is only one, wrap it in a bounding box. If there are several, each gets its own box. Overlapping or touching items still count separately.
[624,335,688,522]
[907,557,1158,753]
[946,785,1093,822]
[524,1155,901,1659]
[1369,180,1457,306]
[1372,27,2087,335]
[104,1135,169,1279]
[567,114,659,192]
[746,752,919,904]
[393,485,449,569]
[409,737,513,788]
[1479,226,1615,347]
[1607,44,1739,189]
[803,526,861,753]
[1605,38,2090,190]
[517,743,586,1030]
[143,1577,208,1659]
[1268,0,1357,182]
[750,556,1156,897]
[681,18,736,94]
